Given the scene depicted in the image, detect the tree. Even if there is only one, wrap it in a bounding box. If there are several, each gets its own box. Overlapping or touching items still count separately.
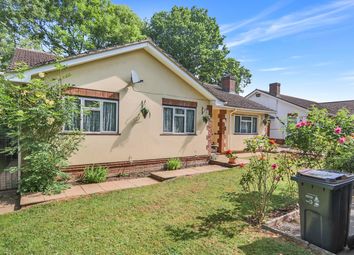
[145,6,251,91]
[0,0,145,67]
[0,66,83,193]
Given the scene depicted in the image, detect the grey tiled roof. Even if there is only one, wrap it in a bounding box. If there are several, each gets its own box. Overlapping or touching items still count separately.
[257,89,318,109]
[203,84,273,112]
[8,48,56,70]
[318,100,354,115]
[256,89,354,115]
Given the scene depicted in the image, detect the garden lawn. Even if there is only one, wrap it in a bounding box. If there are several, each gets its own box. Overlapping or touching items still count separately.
[0,168,312,255]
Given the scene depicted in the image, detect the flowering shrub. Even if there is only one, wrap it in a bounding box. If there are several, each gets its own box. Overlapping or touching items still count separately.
[225,149,237,158]
[240,136,286,224]
[286,107,354,170]
[0,66,83,193]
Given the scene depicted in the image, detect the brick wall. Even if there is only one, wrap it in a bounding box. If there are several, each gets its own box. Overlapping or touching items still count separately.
[63,155,210,180]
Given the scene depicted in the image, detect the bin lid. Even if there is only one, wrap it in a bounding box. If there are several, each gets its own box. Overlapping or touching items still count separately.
[292,169,354,190]
[298,169,346,181]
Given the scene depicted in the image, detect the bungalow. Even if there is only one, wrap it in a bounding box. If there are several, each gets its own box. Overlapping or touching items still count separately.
[246,83,354,142]
[3,40,273,182]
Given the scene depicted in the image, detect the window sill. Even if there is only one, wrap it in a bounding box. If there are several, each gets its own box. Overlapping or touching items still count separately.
[233,133,258,135]
[62,132,121,136]
[160,133,197,136]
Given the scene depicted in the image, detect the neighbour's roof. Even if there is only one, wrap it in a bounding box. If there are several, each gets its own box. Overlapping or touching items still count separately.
[318,100,354,115]
[253,89,354,115]
[203,84,273,112]
[257,89,318,109]
[8,48,57,70]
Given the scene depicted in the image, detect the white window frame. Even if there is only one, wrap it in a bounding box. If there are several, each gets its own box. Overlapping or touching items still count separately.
[163,106,196,134]
[234,115,258,134]
[64,97,119,134]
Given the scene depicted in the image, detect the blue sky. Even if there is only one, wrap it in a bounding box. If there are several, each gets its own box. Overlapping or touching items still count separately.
[114,0,354,102]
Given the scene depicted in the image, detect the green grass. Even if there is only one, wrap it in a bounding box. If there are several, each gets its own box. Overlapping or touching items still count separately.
[0,168,312,255]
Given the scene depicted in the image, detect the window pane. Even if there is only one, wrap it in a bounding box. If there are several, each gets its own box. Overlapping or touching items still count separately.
[64,98,81,131]
[83,110,100,132]
[174,116,185,133]
[186,110,195,133]
[103,102,117,132]
[240,121,252,133]
[242,116,252,121]
[163,108,173,132]
[252,117,258,133]
[175,108,185,115]
[84,100,100,108]
[235,116,240,133]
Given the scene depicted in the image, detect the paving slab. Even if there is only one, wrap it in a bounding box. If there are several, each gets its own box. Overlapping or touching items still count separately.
[128,177,159,187]
[150,165,227,181]
[81,183,105,194]
[21,192,45,206]
[64,185,86,197]
[43,192,66,202]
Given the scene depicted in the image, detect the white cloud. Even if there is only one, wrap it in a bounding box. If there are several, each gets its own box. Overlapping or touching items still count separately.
[220,0,288,34]
[339,71,354,81]
[259,67,288,72]
[225,0,354,48]
[290,55,303,59]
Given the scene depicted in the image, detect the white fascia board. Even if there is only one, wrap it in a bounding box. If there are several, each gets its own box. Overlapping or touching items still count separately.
[247,89,309,112]
[6,41,217,102]
[7,43,149,83]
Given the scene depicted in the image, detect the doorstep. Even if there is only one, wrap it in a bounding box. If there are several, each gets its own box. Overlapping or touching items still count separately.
[149,164,227,181]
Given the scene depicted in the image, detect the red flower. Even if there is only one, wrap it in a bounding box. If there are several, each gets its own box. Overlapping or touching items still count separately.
[269,139,276,145]
[271,163,278,169]
[225,149,232,155]
[338,137,346,144]
[334,126,342,134]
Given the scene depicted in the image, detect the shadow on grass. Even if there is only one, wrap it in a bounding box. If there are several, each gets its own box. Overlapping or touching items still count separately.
[166,191,295,241]
[238,237,308,255]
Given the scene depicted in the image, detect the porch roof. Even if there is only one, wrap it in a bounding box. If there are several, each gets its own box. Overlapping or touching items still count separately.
[203,83,274,113]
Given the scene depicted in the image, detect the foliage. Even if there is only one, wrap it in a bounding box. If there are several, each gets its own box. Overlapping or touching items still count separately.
[0,170,309,255]
[225,149,237,159]
[286,107,354,170]
[166,158,182,170]
[82,165,108,183]
[145,6,251,91]
[241,136,288,224]
[0,68,83,193]
[0,0,145,68]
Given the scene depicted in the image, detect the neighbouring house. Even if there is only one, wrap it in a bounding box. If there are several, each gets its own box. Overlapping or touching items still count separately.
[4,40,273,181]
[246,82,354,142]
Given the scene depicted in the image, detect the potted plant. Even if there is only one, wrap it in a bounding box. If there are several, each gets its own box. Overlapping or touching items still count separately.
[140,100,151,119]
[225,149,238,164]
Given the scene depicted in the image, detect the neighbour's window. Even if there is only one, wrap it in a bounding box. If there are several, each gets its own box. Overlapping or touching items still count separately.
[163,106,195,134]
[64,97,118,133]
[287,113,298,126]
[234,115,258,134]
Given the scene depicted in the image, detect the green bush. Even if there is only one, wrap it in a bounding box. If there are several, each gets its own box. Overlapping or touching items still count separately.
[166,158,182,170]
[82,166,108,183]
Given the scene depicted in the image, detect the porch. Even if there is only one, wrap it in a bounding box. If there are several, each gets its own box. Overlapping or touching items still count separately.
[208,106,268,154]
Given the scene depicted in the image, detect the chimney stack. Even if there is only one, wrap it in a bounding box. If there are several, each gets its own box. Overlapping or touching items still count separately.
[269,82,281,97]
[221,75,236,94]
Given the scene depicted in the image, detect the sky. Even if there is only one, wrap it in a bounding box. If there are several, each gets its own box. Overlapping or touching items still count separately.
[113,0,354,102]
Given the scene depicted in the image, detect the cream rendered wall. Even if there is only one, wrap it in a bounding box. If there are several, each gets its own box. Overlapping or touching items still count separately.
[248,93,308,139]
[227,110,266,151]
[45,50,210,165]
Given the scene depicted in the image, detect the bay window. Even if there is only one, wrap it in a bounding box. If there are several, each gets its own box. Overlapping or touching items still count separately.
[163,106,195,134]
[235,115,258,134]
[64,97,118,133]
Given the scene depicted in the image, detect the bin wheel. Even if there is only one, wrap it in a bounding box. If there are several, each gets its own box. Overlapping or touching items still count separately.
[347,235,354,249]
